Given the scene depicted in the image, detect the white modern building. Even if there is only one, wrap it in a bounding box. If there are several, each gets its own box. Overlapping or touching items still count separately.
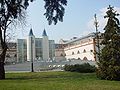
[27,29,36,61]
[17,29,55,62]
[42,29,50,60]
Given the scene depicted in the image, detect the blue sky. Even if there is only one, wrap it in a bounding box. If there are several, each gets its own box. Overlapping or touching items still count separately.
[16,0,120,43]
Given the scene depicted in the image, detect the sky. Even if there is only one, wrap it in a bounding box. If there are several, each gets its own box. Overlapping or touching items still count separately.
[15,0,120,43]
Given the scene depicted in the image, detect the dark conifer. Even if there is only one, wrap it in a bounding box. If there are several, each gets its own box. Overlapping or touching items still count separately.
[97,5,120,80]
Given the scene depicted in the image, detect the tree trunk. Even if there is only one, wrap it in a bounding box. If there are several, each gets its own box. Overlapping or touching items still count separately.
[0,61,5,79]
[0,48,7,80]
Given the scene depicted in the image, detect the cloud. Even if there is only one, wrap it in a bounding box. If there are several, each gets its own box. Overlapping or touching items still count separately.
[86,6,120,34]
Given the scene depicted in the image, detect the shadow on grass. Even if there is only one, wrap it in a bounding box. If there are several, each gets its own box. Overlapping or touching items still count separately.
[5,77,35,80]
[5,75,76,80]
[5,72,96,81]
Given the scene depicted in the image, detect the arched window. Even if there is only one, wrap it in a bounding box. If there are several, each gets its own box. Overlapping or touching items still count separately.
[60,53,63,56]
[90,50,93,52]
[14,54,17,57]
[83,49,86,53]
[72,52,74,55]
[6,54,10,58]
[77,51,80,54]
[83,57,88,60]
[64,53,66,56]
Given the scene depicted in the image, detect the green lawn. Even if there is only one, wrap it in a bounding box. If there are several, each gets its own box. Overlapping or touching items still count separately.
[0,71,120,90]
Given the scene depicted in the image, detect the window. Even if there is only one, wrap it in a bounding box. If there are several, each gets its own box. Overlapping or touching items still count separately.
[72,52,74,55]
[60,53,63,56]
[83,57,88,60]
[77,51,80,54]
[14,54,17,57]
[83,49,86,53]
[90,50,93,52]
[6,54,10,58]
[64,53,66,56]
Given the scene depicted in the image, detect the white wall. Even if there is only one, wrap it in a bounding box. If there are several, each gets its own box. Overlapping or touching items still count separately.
[42,36,49,60]
[64,38,95,61]
[27,36,35,61]
[55,49,66,60]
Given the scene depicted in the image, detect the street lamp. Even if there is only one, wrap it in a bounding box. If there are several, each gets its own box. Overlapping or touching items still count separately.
[94,14,100,61]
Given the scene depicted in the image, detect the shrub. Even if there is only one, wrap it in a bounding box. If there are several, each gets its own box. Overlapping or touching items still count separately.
[64,63,96,73]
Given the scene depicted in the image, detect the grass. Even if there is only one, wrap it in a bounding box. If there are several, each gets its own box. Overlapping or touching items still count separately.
[0,71,120,90]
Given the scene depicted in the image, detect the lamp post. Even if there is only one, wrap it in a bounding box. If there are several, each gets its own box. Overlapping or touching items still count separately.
[31,37,34,72]
[94,14,100,61]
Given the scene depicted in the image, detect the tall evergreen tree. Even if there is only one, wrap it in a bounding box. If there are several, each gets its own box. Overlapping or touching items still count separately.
[97,5,120,80]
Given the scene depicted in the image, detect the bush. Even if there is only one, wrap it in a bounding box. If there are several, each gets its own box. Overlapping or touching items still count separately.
[96,63,120,80]
[64,63,96,73]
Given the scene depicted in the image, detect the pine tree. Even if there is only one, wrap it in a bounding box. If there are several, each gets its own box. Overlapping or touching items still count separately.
[97,5,120,80]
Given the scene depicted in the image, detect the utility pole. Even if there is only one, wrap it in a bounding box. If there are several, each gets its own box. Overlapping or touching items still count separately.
[94,14,100,61]
[31,37,34,72]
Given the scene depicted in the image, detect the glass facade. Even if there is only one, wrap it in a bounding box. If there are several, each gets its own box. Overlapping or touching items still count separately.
[49,40,55,60]
[17,39,27,62]
[35,38,43,60]
[17,38,55,62]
